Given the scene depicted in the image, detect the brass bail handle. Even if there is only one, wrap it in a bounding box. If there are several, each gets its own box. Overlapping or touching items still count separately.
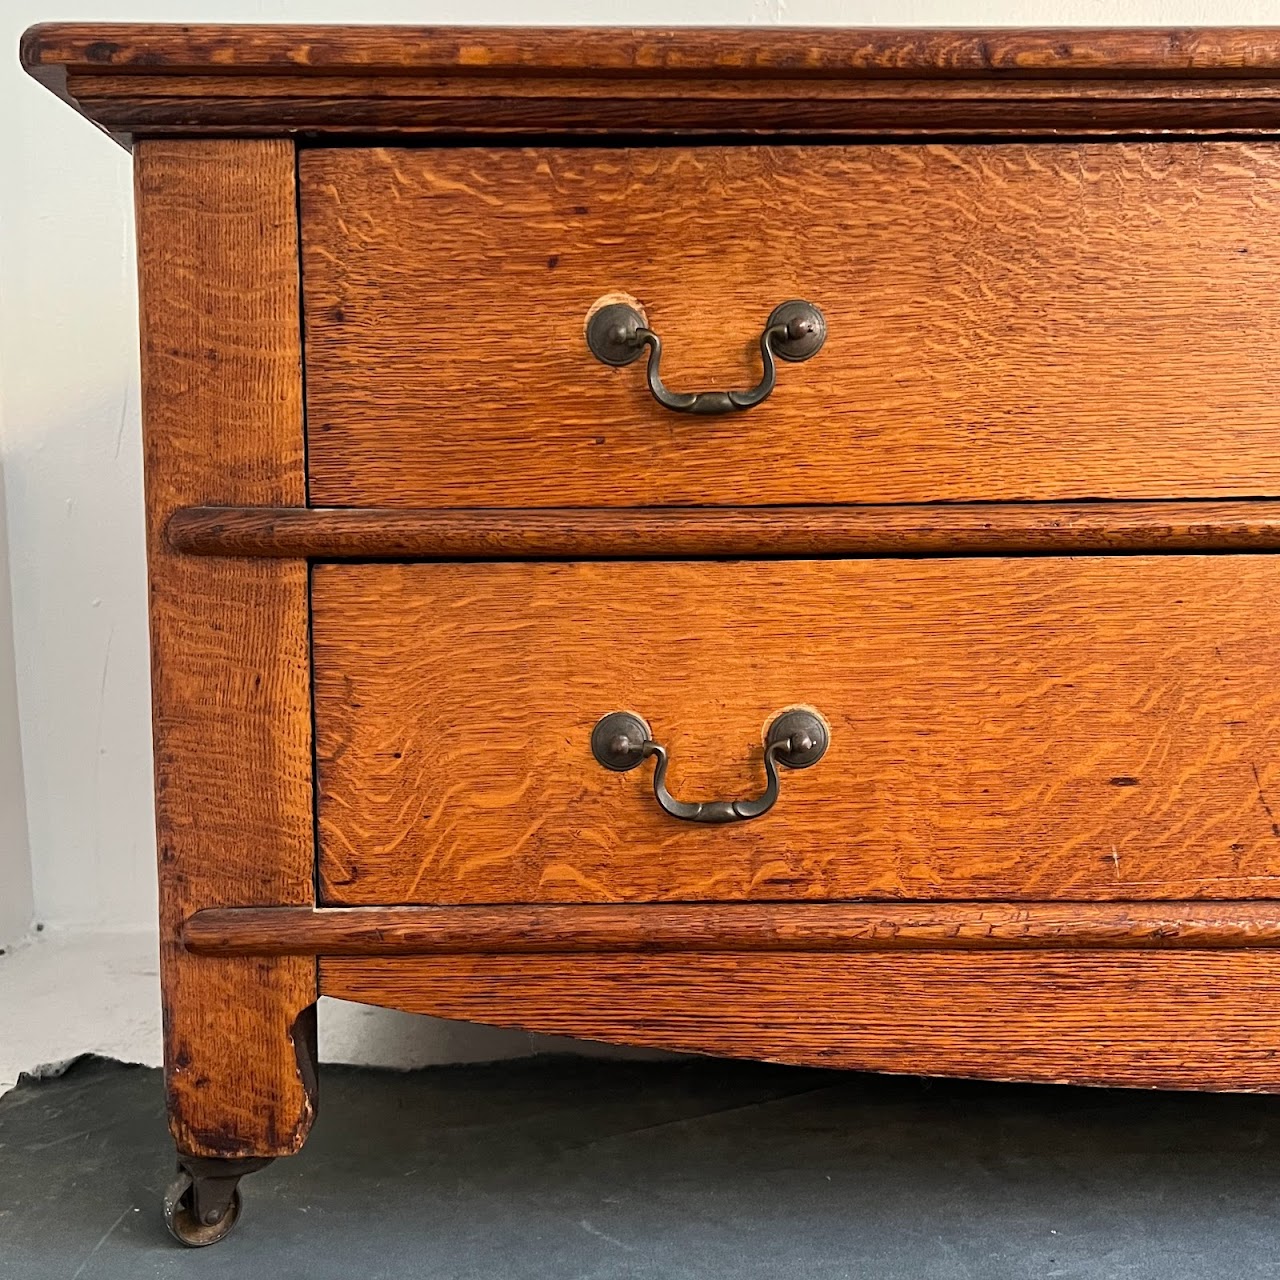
[584,299,827,415]
[590,708,829,824]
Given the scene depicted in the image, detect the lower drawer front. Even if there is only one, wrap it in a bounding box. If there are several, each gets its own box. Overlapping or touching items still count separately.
[312,556,1280,905]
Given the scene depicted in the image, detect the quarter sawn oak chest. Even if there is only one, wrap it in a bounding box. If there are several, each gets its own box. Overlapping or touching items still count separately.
[24,22,1280,1246]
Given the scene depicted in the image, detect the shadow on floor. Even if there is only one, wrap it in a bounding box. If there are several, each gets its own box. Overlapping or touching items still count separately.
[2,1054,1278,1278]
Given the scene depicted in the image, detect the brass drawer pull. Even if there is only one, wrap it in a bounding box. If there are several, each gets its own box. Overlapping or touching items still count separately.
[590,708,828,823]
[585,299,826,415]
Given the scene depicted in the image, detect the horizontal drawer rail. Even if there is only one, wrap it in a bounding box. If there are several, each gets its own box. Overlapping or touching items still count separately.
[167,500,1280,561]
[185,901,1280,957]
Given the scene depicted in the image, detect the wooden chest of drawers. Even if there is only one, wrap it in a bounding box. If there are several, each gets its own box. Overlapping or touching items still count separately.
[24,21,1280,1246]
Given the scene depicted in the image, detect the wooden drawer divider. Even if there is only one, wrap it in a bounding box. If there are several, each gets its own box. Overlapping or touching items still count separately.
[185,902,1280,956]
[168,499,1280,560]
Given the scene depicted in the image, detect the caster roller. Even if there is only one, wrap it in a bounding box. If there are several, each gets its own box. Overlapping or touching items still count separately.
[163,1155,273,1248]
[163,1167,241,1247]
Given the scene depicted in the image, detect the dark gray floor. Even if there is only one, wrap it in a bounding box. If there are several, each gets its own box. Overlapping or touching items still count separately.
[2,1054,1279,1278]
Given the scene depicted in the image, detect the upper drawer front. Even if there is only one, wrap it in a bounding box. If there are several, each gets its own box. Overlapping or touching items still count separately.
[302,143,1280,508]
[313,556,1280,906]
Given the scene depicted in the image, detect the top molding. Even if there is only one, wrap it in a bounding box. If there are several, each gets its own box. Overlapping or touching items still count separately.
[23,24,1280,146]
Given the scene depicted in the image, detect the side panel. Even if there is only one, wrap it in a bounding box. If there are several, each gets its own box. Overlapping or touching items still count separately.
[137,139,317,1158]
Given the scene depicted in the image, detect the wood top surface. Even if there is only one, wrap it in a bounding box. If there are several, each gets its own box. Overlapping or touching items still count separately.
[24,24,1280,77]
[26,24,1280,143]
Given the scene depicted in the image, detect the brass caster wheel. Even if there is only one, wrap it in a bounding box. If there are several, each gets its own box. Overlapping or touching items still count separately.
[163,1167,242,1247]
[163,1154,272,1248]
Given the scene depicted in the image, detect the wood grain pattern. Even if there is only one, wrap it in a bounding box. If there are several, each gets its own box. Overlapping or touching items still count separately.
[25,26,1280,144]
[321,952,1280,1090]
[302,144,1280,508]
[168,500,1280,560]
[313,557,1280,906]
[30,24,1280,75]
[137,139,317,1160]
[50,10,1280,1152]
[185,901,1280,956]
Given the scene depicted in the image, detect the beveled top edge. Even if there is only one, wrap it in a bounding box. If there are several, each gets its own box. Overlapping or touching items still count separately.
[27,24,1280,148]
[22,23,1280,80]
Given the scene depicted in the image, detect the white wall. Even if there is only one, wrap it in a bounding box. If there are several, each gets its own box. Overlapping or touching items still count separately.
[0,144,33,947]
[2,0,1278,1052]
[0,459,33,950]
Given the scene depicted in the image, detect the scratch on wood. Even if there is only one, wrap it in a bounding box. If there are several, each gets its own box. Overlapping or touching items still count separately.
[1250,762,1280,838]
